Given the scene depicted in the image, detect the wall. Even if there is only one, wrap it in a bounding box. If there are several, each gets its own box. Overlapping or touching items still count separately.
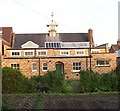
[2,46,117,79]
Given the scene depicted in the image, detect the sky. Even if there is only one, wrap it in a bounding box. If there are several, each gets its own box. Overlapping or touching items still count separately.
[0,0,119,46]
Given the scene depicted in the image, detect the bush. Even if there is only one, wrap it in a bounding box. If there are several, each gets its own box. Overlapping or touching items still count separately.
[63,80,81,93]
[42,71,65,93]
[99,73,118,92]
[2,67,29,93]
[79,70,118,93]
[79,70,99,93]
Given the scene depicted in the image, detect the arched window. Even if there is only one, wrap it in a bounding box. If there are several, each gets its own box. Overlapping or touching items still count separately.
[42,63,48,71]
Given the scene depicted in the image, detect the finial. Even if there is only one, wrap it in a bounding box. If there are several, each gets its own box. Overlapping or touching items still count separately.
[51,12,54,21]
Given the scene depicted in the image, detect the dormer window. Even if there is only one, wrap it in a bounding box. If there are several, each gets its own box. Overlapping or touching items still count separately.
[45,42,61,48]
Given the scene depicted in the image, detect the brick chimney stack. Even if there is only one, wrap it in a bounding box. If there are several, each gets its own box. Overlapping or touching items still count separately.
[105,43,109,52]
[88,29,94,47]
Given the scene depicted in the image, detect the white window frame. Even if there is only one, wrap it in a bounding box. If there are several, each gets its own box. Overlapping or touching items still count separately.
[32,62,38,72]
[24,50,34,56]
[45,42,62,48]
[11,63,20,69]
[60,50,70,56]
[10,50,21,56]
[96,60,110,66]
[37,50,47,56]
[42,62,48,72]
[72,61,82,72]
[75,50,85,56]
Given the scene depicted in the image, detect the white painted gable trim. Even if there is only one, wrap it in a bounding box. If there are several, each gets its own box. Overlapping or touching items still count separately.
[21,41,39,48]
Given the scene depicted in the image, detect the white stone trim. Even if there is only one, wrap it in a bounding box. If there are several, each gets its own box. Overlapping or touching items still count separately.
[21,41,39,48]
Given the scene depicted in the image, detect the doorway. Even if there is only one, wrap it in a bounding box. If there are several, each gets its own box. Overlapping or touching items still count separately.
[55,62,64,73]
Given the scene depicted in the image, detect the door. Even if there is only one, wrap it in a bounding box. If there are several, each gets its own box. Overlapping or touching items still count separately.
[56,62,64,73]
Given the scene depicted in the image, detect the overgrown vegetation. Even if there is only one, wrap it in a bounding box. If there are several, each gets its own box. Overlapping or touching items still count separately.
[2,67,119,94]
[2,67,29,93]
[79,70,118,93]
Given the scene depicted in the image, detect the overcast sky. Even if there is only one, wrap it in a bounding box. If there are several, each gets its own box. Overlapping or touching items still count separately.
[0,0,119,46]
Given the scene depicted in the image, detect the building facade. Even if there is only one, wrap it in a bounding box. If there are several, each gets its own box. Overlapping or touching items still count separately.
[1,21,117,79]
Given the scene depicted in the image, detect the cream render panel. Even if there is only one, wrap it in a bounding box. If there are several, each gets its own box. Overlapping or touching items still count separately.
[10,50,21,57]
[60,50,70,56]
[36,50,47,56]
[75,49,89,56]
[24,50,34,57]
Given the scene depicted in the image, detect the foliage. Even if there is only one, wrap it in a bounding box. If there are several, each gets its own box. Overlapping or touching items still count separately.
[41,71,65,93]
[79,70,118,93]
[2,67,118,94]
[63,80,81,93]
[2,67,32,93]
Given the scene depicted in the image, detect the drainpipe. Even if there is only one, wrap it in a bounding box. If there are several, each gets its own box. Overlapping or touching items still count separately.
[89,43,92,72]
[39,58,40,76]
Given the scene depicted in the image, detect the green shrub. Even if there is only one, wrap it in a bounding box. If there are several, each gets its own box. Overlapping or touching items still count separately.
[79,70,118,93]
[2,67,29,93]
[42,71,65,93]
[99,73,118,92]
[63,80,81,93]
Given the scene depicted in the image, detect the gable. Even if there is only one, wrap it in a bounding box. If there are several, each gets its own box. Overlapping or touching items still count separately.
[21,41,39,48]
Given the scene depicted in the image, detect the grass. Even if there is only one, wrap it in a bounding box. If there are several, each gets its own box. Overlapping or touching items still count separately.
[2,91,119,97]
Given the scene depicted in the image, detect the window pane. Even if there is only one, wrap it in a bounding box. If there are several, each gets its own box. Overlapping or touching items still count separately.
[73,63,75,66]
[43,67,47,70]
[46,43,48,48]
[106,61,109,65]
[51,43,54,48]
[76,62,78,66]
[43,63,47,66]
[32,63,37,71]
[79,62,81,66]
[54,43,56,48]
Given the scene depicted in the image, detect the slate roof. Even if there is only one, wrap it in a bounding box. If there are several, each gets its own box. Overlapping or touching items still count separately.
[13,33,89,48]
[95,44,107,48]
[109,44,118,53]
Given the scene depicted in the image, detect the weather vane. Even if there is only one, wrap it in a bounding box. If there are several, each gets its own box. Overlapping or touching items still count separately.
[51,12,54,21]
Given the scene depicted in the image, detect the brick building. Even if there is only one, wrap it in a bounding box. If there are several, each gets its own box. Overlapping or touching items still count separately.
[109,40,120,65]
[1,20,117,79]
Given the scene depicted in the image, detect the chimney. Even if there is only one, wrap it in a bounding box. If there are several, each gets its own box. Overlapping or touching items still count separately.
[105,43,109,52]
[88,29,94,47]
